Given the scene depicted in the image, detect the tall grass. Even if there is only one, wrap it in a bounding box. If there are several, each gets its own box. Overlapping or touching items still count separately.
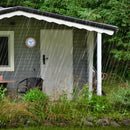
[107,82,130,111]
[0,79,130,128]
[0,98,34,127]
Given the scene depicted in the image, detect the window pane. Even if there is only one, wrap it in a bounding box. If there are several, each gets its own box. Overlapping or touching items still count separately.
[0,37,8,65]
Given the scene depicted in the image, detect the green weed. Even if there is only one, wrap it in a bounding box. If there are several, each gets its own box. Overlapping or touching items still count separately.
[0,85,7,100]
[0,80,129,128]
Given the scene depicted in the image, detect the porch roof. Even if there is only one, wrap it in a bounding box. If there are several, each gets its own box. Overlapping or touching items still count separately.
[0,6,118,35]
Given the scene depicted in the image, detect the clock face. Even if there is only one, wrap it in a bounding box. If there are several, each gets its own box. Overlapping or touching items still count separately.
[26,37,36,48]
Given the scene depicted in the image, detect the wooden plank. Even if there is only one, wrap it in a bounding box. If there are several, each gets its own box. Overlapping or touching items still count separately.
[0,80,16,83]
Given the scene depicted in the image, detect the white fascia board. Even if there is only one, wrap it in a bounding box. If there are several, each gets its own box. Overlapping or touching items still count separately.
[0,11,114,35]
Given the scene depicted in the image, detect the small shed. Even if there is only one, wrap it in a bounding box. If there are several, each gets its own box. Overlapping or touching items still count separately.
[0,6,118,97]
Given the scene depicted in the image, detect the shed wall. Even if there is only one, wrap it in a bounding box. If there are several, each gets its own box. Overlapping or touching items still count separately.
[0,16,89,94]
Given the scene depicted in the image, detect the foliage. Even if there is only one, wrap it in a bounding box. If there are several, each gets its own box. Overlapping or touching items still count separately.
[88,95,112,113]
[23,88,49,106]
[0,88,49,127]
[0,86,7,100]
[0,0,42,9]
[73,84,112,113]
[108,82,130,111]
[74,83,91,114]
[23,88,49,124]
[0,81,129,128]
[0,98,34,128]
[103,1,129,74]
[85,0,130,78]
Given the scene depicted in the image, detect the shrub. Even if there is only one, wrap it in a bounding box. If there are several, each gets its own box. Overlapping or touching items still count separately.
[108,84,130,110]
[73,83,89,108]
[88,95,112,113]
[72,83,112,114]
[22,89,50,124]
[23,88,49,104]
[23,88,49,119]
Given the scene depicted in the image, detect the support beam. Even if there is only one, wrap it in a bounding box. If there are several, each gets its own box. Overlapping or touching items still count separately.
[87,31,94,97]
[97,32,102,95]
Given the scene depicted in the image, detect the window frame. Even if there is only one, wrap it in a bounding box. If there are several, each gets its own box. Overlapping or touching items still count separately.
[0,31,14,71]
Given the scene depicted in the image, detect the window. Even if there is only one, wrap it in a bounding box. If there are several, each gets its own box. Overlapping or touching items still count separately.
[0,37,8,65]
[0,31,14,71]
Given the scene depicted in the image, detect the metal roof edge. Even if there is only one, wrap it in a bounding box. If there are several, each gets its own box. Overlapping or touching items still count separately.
[0,6,118,32]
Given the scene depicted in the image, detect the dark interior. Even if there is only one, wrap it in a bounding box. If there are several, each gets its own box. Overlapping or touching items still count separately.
[0,37,8,65]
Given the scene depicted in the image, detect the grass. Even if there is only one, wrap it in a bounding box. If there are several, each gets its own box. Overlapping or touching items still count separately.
[0,127,129,130]
[0,77,130,128]
[102,73,129,95]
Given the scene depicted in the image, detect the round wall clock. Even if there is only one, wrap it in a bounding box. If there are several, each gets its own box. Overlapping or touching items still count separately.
[25,37,36,48]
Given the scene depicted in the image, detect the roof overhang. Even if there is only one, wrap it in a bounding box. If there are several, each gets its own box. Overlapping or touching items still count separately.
[0,6,118,35]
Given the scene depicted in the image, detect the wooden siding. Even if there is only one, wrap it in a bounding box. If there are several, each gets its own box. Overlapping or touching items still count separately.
[0,16,89,94]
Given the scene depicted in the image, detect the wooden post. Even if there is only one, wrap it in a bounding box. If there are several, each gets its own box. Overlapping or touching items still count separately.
[97,32,102,95]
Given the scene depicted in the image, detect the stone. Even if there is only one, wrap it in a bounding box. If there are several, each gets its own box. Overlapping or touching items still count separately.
[123,119,130,126]
[43,122,53,126]
[26,120,30,126]
[119,116,123,120]
[84,120,93,126]
[59,123,66,126]
[87,117,94,122]
[19,118,26,124]
[96,118,109,126]
[111,121,120,127]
